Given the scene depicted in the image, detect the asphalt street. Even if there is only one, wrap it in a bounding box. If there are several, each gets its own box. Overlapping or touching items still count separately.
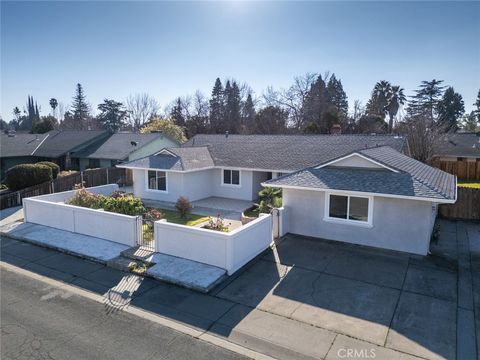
[0,266,248,360]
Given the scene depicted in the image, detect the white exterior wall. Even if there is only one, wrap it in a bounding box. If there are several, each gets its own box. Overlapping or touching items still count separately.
[129,136,179,161]
[282,188,434,255]
[252,171,269,200]
[211,168,255,201]
[155,214,272,275]
[132,169,185,202]
[22,184,137,247]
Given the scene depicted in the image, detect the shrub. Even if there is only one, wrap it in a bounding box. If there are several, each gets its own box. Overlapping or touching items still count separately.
[102,195,145,216]
[204,214,230,232]
[5,164,53,190]
[110,190,127,198]
[67,188,105,209]
[175,196,192,219]
[144,208,163,222]
[257,187,282,213]
[36,161,60,179]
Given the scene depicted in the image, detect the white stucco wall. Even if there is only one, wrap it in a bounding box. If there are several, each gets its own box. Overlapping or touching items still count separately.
[252,171,269,200]
[282,188,434,255]
[129,136,179,161]
[133,168,264,202]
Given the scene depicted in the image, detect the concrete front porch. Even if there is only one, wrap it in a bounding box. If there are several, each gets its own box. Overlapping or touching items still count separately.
[143,196,253,221]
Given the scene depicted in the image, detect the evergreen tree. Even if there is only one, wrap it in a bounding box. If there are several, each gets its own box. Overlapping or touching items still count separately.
[460,112,478,132]
[170,98,187,127]
[366,81,391,119]
[209,78,225,133]
[302,75,328,132]
[242,93,256,133]
[326,74,348,118]
[474,89,480,123]
[97,99,127,133]
[71,83,90,130]
[437,87,465,132]
[254,106,288,134]
[224,80,241,133]
[407,79,445,122]
[385,86,406,133]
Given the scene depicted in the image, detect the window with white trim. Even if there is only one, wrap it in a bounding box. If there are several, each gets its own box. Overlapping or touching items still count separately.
[327,194,370,224]
[147,170,167,191]
[223,169,240,185]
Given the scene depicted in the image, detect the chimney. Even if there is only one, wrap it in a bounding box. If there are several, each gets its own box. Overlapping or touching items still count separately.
[330,124,341,135]
[225,131,229,138]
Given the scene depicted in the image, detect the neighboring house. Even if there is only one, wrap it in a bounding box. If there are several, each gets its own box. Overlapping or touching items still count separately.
[32,130,109,170]
[0,132,50,178]
[118,134,456,255]
[72,132,179,170]
[431,132,480,180]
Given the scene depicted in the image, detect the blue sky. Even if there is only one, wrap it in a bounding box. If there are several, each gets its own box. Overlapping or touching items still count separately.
[1,1,479,120]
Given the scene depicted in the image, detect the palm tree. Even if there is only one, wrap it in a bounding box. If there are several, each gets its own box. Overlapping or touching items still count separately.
[49,98,58,118]
[367,81,392,118]
[385,86,406,133]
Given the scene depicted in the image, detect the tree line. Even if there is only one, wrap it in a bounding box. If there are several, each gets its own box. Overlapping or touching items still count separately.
[3,75,480,156]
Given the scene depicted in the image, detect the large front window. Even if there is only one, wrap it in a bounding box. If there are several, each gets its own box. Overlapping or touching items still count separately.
[327,194,371,225]
[223,169,240,185]
[147,170,167,191]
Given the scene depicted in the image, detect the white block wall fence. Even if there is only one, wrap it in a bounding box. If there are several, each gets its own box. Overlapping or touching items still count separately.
[22,184,138,247]
[154,213,273,275]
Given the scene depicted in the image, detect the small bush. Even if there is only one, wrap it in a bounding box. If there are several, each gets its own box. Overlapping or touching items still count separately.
[175,196,192,219]
[5,164,53,190]
[36,161,60,179]
[144,208,163,222]
[102,196,145,216]
[204,214,230,232]
[67,188,105,209]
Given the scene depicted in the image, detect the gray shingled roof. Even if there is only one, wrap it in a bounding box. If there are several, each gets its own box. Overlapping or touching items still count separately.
[265,146,456,201]
[73,133,165,160]
[117,147,214,171]
[433,133,480,158]
[33,130,108,158]
[183,134,407,171]
[0,133,49,157]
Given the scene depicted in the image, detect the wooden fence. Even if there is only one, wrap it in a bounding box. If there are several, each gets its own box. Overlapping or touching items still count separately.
[431,158,480,180]
[0,167,129,210]
[439,187,480,221]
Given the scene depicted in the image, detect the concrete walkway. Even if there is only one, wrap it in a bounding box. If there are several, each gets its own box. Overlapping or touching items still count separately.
[0,206,23,226]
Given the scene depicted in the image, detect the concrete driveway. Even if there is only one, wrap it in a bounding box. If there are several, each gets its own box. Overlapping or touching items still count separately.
[213,219,479,360]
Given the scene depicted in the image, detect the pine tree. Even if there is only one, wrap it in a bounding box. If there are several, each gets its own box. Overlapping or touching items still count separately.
[302,75,328,132]
[327,74,348,118]
[242,93,256,133]
[407,79,445,123]
[209,78,225,133]
[71,83,90,130]
[225,80,241,133]
[474,89,480,123]
[170,98,186,127]
[437,87,465,132]
[97,99,127,133]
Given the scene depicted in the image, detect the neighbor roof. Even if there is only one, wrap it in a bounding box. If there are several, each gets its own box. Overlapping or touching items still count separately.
[183,134,407,171]
[117,147,215,171]
[32,130,108,158]
[265,146,456,201]
[433,133,480,158]
[0,132,50,157]
[73,132,169,160]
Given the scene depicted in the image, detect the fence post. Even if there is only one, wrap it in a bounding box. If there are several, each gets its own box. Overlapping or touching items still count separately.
[51,181,55,194]
[80,171,84,187]
[17,192,21,206]
[106,168,109,184]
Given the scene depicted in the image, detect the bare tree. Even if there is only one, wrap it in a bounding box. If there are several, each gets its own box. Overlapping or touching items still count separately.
[398,115,446,162]
[126,93,160,131]
[263,73,317,128]
[191,90,209,118]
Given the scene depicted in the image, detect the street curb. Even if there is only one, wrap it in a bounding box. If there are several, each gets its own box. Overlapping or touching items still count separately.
[0,262,277,360]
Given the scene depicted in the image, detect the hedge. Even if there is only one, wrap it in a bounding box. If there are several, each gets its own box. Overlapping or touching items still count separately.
[36,161,60,179]
[5,164,53,190]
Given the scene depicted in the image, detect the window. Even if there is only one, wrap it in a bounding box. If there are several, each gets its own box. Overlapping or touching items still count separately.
[326,194,371,225]
[147,170,167,191]
[223,169,240,185]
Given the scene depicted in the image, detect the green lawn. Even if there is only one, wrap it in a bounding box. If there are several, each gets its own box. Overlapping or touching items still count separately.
[154,208,209,226]
[458,182,480,189]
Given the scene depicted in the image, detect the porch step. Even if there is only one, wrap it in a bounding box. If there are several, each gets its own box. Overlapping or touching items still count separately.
[121,246,156,264]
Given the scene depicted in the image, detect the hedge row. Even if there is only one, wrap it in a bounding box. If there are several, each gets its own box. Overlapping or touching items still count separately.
[5,161,60,190]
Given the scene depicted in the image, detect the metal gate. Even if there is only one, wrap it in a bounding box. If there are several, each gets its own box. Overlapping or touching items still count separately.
[136,216,156,250]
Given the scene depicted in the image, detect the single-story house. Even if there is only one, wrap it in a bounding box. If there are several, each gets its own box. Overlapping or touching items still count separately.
[72,132,179,170]
[118,134,456,255]
[431,132,480,180]
[0,132,50,178]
